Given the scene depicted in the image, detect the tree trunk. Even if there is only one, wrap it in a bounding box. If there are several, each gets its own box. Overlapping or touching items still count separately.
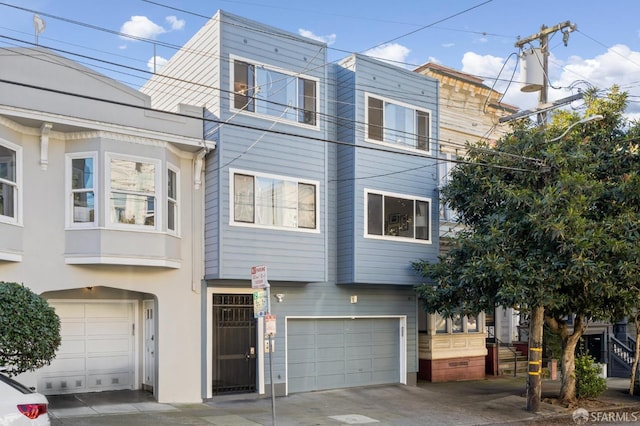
[527,305,545,412]
[630,315,640,395]
[558,315,586,404]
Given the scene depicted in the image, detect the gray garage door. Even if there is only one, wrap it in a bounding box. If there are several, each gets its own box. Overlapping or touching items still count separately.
[287,318,400,393]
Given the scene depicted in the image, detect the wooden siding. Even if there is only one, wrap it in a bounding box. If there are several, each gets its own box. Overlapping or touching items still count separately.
[335,55,440,285]
[205,11,329,282]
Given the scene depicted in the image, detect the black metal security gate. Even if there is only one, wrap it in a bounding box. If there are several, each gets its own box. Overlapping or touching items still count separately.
[212,294,256,395]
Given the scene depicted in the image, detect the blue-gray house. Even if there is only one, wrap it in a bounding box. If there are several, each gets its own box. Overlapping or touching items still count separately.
[142,10,440,398]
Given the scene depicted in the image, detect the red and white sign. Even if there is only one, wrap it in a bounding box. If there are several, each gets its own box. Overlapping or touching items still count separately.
[251,265,268,289]
[265,314,276,336]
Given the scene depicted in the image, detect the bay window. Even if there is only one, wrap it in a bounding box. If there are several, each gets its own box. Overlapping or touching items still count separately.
[366,190,430,242]
[232,170,318,230]
[366,94,430,151]
[233,59,317,125]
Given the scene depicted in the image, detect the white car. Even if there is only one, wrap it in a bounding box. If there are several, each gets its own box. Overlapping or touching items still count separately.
[0,373,50,425]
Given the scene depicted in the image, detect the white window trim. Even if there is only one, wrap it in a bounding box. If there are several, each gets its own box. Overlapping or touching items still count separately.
[105,152,162,232]
[65,151,98,229]
[0,138,22,226]
[364,92,432,155]
[167,163,180,236]
[229,54,320,129]
[229,168,320,233]
[364,188,431,244]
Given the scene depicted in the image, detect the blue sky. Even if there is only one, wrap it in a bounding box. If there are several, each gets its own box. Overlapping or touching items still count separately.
[2,0,640,116]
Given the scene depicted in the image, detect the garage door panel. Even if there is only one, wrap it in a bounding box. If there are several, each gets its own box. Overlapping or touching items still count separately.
[287,318,400,394]
[45,356,86,373]
[87,321,130,336]
[87,337,130,353]
[88,303,131,318]
[317,347,344,361]
[53,303,86,318]
[288,362,316,377]
[317,333,344,347]
[60,321,86,336]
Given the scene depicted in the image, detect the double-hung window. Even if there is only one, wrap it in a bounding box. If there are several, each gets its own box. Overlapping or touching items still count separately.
[67,153,97,227]
[233,59,317,126]
[232,170,318,230]
[167,166,179,234]
[439,152,458,222]
[366,94,430,152]
[107,155,160,229]
[0,140,20,224]
[366,189,430,243]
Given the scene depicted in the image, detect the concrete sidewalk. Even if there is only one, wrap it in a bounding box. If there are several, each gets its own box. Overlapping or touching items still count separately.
[48,377,640,425]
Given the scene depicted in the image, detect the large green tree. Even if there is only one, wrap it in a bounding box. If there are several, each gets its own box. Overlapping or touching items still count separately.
[414,87,637,409]
[0,282,61,376]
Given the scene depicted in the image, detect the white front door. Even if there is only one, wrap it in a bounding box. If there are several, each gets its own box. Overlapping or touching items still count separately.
[143,300,155,389]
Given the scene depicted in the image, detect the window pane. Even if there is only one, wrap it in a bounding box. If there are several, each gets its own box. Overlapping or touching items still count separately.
[384,103,415,147]
[298,78,316,125]
[168,169,177,200]
[384,196,413,238]
[234,60,254,111]
[0,182,15,218]
[452,314,463,333]
[73,191,95,223]
[415,200,429,240]
[111,193,154,225]
[467,316,478,332]
[273,180,298,227]
[256,69,296,121]
[72,158,93,190]
[298,183,316,228]
[367,193,383,235]
[168,200,176,231]
[417,110,429,151]
[234,174,254,223]
[168,169,177,231]
[435,313,447,333]
[0,145,16,182]
[368,97,384,141]
[111,159,155,194]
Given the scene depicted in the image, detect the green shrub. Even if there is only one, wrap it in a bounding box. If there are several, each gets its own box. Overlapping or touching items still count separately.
[0,282,61,376]
[575,353,607,399]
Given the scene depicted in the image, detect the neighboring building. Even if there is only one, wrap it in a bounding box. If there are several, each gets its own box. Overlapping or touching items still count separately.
[142,10,440,398]
[413,63,520,381]
[0,47,210,403]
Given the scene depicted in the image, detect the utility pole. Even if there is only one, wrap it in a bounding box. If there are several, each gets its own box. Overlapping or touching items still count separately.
[514,20,576,413]
[515,21,576,126]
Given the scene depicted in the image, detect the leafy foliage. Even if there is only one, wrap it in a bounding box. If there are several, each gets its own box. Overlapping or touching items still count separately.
[0,282,61,376]
[575,353,607,399]
[414,86,640,401]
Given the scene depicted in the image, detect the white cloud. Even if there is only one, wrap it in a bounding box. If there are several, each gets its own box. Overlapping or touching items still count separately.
[120,16,166,40]
[442,43,455,48]
[166,16,185,31]
[363,43,411,67]
[459,44,640,117]
[147,55,168,73]
[298,29,336,45]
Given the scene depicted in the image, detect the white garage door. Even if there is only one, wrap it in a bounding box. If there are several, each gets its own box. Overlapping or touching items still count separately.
[38,301,135,395]
[287,318,401,393]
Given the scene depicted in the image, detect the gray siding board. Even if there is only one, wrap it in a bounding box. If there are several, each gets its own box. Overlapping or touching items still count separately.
[336,55,440,285]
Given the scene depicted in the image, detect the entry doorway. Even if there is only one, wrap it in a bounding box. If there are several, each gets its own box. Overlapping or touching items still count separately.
[212,294,257,395]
